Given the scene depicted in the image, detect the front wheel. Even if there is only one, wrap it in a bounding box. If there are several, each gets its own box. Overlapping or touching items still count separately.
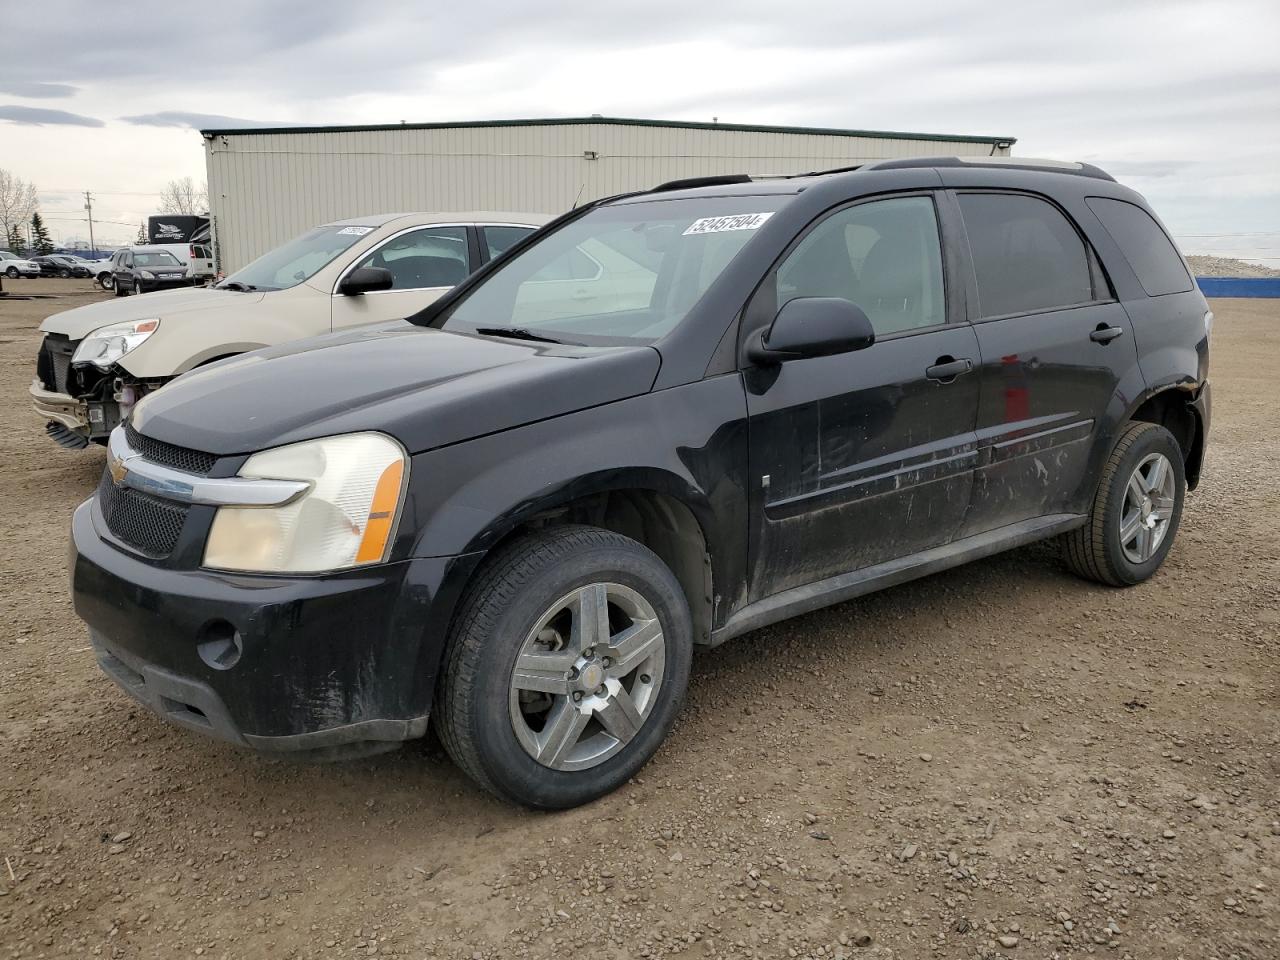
[133,280,143,296]
[436,526,692,809]
[58,269,71,278]
[1063,421,1186,586]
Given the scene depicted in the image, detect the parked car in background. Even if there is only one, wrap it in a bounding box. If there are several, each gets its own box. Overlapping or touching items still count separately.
[110,246,195,296]
[82,257,115,289]
[32,255,93,278]
[63,159,1210,808]
[149,242,216,283]
[31,211,547,447]
[0,250,41,278]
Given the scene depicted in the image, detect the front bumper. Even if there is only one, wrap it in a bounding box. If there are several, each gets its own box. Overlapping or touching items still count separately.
[30,379,89,434]
[71,499,480,758]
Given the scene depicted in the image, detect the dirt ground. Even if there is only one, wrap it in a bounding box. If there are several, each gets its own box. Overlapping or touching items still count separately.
[1,278,1276,960]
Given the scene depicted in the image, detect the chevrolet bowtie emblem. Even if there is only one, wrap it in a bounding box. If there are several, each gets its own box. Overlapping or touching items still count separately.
[108,449,133,486]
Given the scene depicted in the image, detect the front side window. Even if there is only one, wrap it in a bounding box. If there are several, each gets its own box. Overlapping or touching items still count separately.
[220,224,377,291]
[773,195,946,336]
[1086,197,1192,297]
[442,197,786,345]
[959,193,1094,318]
[354,226,469,290]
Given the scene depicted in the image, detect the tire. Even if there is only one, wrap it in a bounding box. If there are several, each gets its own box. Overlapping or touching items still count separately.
[99,274,114,291]
[133,280,143,296]
[114,280,128,297]
[4,267,16,279]
[436,525,693,809]
[1062,421,1186,586]
[58,269,71,278]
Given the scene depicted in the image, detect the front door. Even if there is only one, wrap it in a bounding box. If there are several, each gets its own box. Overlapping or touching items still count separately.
[330,224,472,330]
[951,191,1142,535]
[744,194,982,601]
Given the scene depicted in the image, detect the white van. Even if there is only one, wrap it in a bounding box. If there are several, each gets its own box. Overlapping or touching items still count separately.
[149,242,216,282]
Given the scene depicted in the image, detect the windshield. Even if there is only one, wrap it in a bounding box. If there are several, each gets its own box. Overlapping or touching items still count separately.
[441,197,787,345]
[220,224,376,291]
[135,252,183,267]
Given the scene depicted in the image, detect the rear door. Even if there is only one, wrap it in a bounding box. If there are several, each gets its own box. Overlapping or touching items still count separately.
[330,224,472,330]
[113,250,132,287]
[744,193,982,601]
[952,190,1140,535]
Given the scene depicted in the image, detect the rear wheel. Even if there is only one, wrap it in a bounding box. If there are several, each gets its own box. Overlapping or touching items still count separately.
[436,526,692,809]
[1063,421,1185,586]
[58,269,71,278]
[113,280,128,297]
[4,267,16,279]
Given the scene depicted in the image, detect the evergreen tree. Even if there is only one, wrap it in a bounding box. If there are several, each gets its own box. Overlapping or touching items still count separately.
[30,212,54,255]
[135,221,147,244]
[6,224,24,256]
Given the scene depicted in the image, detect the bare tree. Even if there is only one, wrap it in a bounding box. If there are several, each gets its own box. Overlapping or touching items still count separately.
[0,169,39,247]
[158,177,209,216]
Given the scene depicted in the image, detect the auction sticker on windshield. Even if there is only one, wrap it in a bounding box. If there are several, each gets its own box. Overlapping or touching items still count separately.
[336,226,375,236]
[682,213,774,236]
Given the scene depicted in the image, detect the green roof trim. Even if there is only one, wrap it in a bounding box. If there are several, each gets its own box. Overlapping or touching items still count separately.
[200,115,1016,146]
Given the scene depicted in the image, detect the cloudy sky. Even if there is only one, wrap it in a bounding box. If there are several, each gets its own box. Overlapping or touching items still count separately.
[1,0,1276,260]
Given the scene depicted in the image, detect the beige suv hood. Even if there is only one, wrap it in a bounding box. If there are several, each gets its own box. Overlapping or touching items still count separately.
[39,288,266,339]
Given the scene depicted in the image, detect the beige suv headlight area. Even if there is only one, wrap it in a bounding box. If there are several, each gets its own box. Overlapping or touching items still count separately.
[204,433,408,574]
[72,318,161,370]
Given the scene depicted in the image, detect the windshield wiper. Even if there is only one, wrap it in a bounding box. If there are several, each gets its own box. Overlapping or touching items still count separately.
[474,326,565,344]
[217,281,258,291]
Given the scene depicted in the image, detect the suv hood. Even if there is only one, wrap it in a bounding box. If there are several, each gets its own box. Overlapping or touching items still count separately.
[39,288,266,338]
[132,324,662,456]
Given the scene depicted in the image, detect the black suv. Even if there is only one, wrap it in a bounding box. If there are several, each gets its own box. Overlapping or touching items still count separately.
[70,158,1210,808]
[109,246,192,295]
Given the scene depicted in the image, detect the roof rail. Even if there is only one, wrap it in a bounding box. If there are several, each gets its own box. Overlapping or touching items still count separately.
[862,156,1116,181]
[649,174,754,193]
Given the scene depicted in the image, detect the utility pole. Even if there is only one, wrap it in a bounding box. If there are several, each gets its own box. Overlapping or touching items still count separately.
[83,191,96,257]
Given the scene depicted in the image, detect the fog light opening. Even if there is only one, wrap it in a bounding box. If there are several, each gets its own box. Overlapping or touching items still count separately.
[197,620,243,670]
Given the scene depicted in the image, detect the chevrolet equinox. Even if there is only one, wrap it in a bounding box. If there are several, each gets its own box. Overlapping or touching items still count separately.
[70,157,1211,808]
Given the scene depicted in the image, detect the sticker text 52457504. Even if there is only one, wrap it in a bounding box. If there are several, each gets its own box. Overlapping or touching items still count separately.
[682,213,775,236]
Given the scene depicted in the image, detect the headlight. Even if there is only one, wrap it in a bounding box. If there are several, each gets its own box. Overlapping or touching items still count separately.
[72,318,160,369]
[139,270,155,279]
[204,433,407,573]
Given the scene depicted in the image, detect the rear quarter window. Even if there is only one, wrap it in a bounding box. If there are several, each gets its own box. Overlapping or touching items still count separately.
[1086,197,1193,297]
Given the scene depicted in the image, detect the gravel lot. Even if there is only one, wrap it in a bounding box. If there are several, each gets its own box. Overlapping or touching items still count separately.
[1,278,1276,960]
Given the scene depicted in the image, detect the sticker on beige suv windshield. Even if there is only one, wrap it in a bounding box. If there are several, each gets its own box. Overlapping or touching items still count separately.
[336,226,374,236]
[682,213,774,236]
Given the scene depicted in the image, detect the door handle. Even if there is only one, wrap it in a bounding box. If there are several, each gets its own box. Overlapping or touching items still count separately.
[1090,324,1125,344]
[926,356,973,383]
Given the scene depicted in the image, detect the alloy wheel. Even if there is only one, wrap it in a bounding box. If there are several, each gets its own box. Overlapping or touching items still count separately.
[508,582,665,772]
[1119,452,1176,564]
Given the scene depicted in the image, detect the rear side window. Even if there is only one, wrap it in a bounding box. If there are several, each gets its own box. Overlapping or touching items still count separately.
[483,225,535,260]
[959,193,1094,319]
[1086,197,1192,297]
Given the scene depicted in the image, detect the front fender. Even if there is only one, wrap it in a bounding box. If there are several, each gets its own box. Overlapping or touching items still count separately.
[396,375,752,624]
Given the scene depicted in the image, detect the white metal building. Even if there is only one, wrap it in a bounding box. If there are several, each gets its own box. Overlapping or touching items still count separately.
[202,116,1015,272]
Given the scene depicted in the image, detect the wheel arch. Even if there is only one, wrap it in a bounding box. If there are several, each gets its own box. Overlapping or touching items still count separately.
[445,473,717,648]
[1123,384,1205,490]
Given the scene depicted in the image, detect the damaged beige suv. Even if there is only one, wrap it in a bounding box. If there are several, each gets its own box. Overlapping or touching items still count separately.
[32,211,547,448]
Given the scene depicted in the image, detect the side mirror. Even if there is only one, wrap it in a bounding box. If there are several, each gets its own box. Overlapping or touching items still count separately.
[338,266,394,296]
[748,297,875,364]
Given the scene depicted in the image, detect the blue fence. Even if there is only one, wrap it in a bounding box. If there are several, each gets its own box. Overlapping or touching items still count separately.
[1196,277,1280,298]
